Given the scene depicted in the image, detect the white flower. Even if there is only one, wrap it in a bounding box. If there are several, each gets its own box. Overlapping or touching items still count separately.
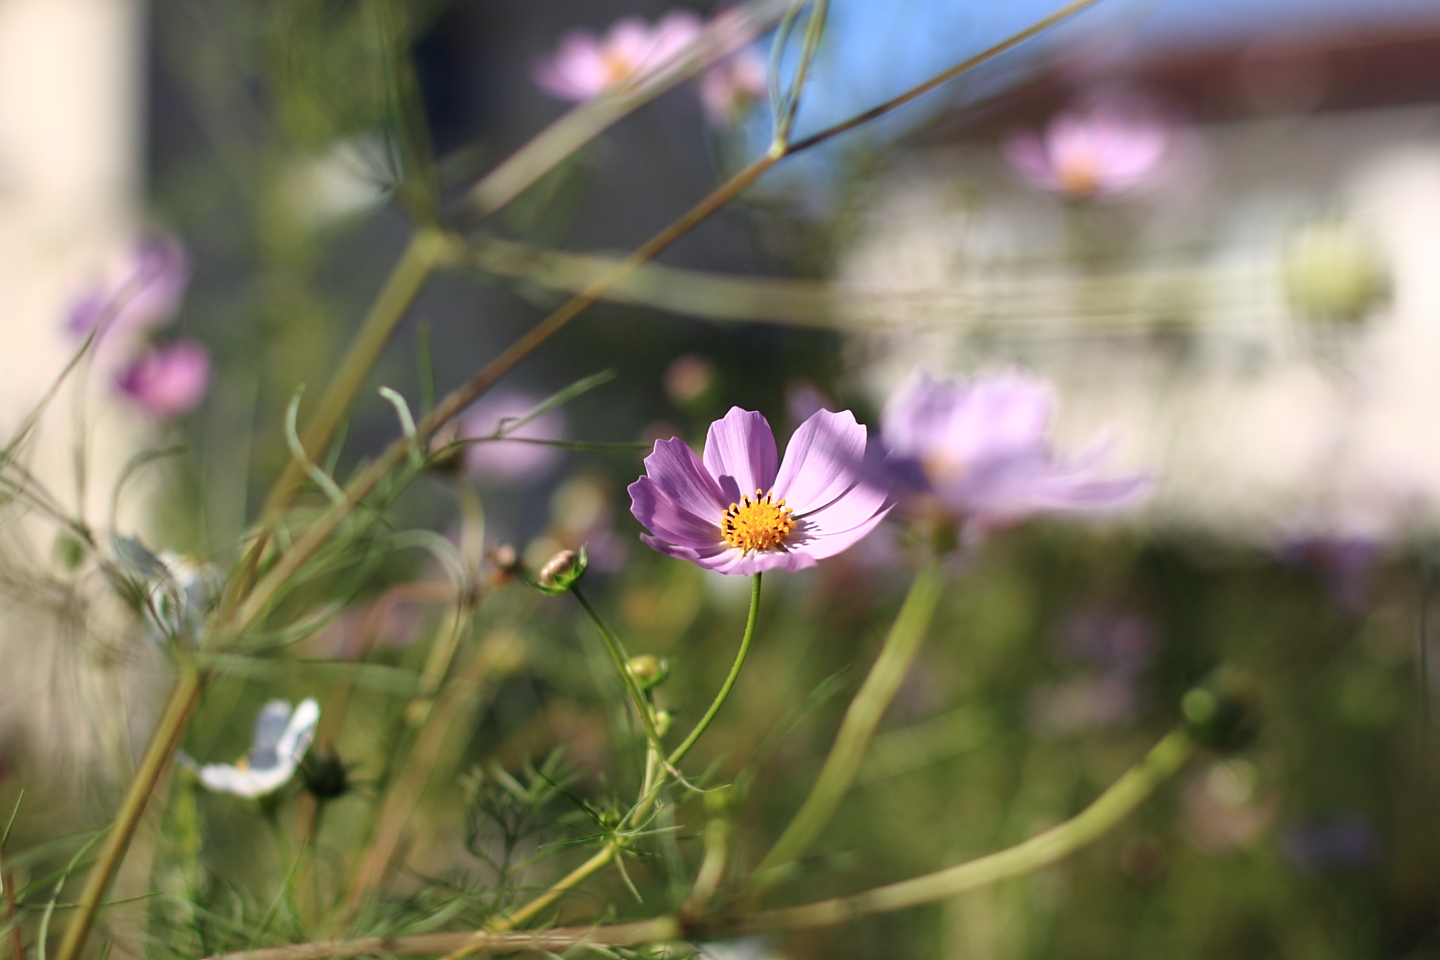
[185,698,320,797]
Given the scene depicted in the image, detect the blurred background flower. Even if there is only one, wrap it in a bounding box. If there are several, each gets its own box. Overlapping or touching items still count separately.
[117,340,211,419]
[534,12,703,101]
[455,390,567,485]
[1003,97,1171,201]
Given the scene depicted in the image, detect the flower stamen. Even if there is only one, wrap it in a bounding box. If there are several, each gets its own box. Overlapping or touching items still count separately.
[721,488,795,552]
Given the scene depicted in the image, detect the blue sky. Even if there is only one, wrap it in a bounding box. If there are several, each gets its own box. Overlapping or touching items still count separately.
[767,0,1440,143]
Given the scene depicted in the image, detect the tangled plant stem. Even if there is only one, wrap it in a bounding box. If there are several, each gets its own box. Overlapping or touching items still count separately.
[200,727,1192,960]
[53,2,1108,957]
[462,574,765,948]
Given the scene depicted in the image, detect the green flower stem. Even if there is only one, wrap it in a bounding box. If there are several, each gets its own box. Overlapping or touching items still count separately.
[571,587,669,757]
[199,727,1191,960]
[231,154,777,636]
[343,633,517,912]
[755,558,944,884]
[468,575,762,953]
[735,728,1195,934]
[232,229,455,594]
[667,574,762,768]
[484,846,616,940]
[54,668,205,960]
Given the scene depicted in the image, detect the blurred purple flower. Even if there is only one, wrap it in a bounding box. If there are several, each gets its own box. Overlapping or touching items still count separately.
[1053,608,1156,678]
[534,12,703,101]
[1282,815,1379,873]
[117,341,210,420]
[629,406,890,575]
[1278,534,1380,611]
[1030,608,1158,738]
[458,391,566,485]
[1003,103,1169,201]
[700,46,767,130]
[67,237,189,347]
[881,373,1148,527]
[1028,674,1140,739]
[784,380,834,433]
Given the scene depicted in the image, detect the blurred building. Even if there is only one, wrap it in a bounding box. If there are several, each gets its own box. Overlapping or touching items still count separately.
[840,14,1440,543]
[0,0,163,785]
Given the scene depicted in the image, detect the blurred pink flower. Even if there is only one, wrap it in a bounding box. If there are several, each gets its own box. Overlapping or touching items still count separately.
[700,46,766,129]
[458,391,566,485]
[881,373,1148,527]
[1003,103,1169,201]
[67,237,189,359]
[535,12,703,101]
[117,341,211,419]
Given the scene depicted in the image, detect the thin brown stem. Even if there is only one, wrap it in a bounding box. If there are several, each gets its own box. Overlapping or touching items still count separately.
[228,230,455,611]
[462,0,796,219]
[232,154,777,635]
[341,631,519,911]
[202,916,682,960]
[54,669,205,960]
[204,727,1191,960]
[787,0,1103,154]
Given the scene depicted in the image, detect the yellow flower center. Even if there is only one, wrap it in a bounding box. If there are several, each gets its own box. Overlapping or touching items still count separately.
[601,48,639,87]
[1056,153,1101,197]
[721,488,795,552]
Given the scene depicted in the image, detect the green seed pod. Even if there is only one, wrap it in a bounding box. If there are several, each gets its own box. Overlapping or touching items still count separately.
[626,654,670,691]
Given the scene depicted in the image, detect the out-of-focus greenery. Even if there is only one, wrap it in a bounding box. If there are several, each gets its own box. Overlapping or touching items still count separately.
[0,2,1434,959]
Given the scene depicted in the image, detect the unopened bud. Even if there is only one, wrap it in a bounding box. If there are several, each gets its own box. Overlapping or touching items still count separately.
[1182,672,1260,752]
[532,545,588,595]
[626,655,669,691]
[302,749,350,800]
[653,709,674,737]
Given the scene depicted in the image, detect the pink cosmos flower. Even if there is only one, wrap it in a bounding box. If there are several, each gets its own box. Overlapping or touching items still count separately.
[67,237,189,346]
[535,12,704,102]
[1003,103,1168,201]
[700,46,767,130]
[457,391,566,485]
[117,341,211,419]
[881,374,1147,526]
[629,407,890,575]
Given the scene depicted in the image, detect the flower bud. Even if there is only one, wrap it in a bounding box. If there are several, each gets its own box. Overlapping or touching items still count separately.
[1182,673,1261,752]
[626,654,669,691]
[653,709,674,737]
[532,544,588,595]
[302,748,350,801]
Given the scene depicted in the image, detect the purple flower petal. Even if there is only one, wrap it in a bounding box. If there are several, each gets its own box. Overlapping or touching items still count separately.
[773,409,872,514]
[882,372,1148,526]
[628,476,721,549]
[800,482,893,538]
[640,437,729,516]
[706,546,817,576]
[703,407,779,503]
